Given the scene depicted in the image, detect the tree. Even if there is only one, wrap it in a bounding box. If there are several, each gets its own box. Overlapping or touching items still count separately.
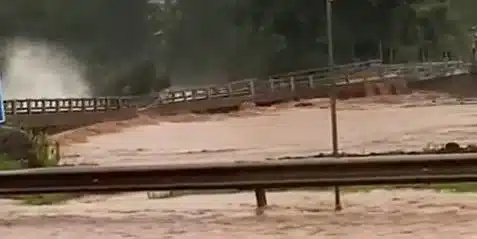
[0,0,469,94]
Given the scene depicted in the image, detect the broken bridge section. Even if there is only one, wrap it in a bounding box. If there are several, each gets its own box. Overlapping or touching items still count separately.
[147,60,468,114]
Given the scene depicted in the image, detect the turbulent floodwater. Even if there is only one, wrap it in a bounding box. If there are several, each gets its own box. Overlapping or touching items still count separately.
[4,94,477,238]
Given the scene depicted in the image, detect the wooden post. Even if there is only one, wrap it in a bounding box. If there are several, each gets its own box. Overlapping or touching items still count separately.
[254,188,267,208]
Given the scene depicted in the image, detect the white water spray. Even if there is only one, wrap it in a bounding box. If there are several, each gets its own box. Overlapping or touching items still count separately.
[2,38,91,99]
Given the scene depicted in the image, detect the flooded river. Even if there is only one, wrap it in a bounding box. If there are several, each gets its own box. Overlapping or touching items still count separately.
[3,94,477,238]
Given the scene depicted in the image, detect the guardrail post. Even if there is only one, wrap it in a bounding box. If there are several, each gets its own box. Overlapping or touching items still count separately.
[249,79,255,96]
[80,99,86,111]
[42,100,47,113]
[227,83,233,96]
[55,100,60,112]
[103,98,108,110]
[27,100,32,114]
[429,63,434,78]
[377,64,384,80]
[206,88,212,99]
[290,77,295,92]
[254,188,267,208]
[68,99,73,112]
[308,75,314,88]
[270,79,275,92]
[92,99,97,111]
[116,97,123,110]
[11,100,16,115]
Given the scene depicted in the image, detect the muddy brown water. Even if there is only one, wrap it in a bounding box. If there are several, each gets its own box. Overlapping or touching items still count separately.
[4,93,477,238]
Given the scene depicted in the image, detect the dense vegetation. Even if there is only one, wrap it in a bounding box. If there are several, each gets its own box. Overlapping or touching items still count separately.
[0,0,474,94]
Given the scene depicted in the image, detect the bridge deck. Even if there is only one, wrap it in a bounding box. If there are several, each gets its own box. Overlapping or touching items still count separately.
[1,60,470,129]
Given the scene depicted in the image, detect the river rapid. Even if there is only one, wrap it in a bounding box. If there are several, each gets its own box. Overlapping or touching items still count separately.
[3,94,477,238]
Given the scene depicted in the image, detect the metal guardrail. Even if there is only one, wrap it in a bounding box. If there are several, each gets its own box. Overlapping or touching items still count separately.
[3,97,132,115]
[0,153,477,208]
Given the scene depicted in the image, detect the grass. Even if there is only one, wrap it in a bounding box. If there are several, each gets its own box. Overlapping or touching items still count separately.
[289,184,477,193]
[331,183,477,193]
[0,131,81,205]
[0,155,23,170]
[431,183,477,192]
[15,193,80,205]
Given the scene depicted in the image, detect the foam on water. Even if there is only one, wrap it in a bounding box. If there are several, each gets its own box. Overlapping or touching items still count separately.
[2,38,91,99]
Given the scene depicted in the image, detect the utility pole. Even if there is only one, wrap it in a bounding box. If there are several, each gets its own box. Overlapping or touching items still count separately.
[470,26,477,74]
[326,0,342,211]
[378,40,383,63]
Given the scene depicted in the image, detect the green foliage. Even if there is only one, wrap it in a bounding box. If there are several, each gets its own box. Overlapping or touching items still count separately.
[0,0,473,90]
[29,132,59,167]
[0,154,23,170]
[0,130,59,169]
[345,183,477,193]
[17,193,78,206]
[0,131,74,205]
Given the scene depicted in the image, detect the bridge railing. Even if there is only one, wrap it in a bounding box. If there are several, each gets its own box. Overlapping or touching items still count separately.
[3,97,132,115]
[269,59,382,79]
[382,61,469,80]
[4,60,470,113]
[157,60,469,104]
[159,59,384,104]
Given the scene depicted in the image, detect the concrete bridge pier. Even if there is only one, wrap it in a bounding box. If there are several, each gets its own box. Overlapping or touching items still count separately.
[338,77,409,99]
[363,78,409,97]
